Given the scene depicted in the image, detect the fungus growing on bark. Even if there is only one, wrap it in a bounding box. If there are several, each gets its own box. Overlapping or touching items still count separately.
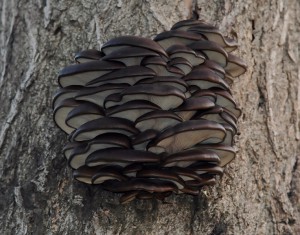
[52,18,246,203]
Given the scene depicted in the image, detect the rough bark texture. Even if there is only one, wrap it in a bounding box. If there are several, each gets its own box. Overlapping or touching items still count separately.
[0,0,299,234]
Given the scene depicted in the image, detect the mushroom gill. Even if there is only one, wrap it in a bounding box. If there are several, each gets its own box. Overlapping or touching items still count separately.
[52,18,247,203]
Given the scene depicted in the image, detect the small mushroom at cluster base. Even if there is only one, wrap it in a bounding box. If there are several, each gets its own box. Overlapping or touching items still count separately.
[52,18,247,203]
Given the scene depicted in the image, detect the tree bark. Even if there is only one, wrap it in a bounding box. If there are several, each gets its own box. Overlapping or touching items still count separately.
[0,0,299,234]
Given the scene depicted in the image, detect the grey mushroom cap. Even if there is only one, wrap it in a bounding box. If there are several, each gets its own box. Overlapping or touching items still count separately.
[147,119,226,154]
[65,102,105,129]
[70,117,139,142]
[75,83,130,107]
[135,110,183,132]
[196,143,236,167]
[74,49,104,63]
[53,98,83,134]
[161,148,220,167]
[170,19,211,31]
[166,44,205,66]
[86,148,160,167]
[101,35,169,61]
[92,166,127,184]
[136,76,189,92]
[136,168,186,189]
[52,86,81,109]
[184,67,230,91]
[86,65,156,87]
[187,26,238,52]
[58,60,125,87]
[68,133,132,169]
[188,41,228,67]
[102,46,160,66]
[104,84,186,110]
[168,57,193,75]
[225,53,247,77]
[154,30,205,50]
[106,100,161,122]
[132,129,159,151]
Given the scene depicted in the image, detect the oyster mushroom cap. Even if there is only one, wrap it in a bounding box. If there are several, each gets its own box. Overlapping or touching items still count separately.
[68,133,131,169]
[102,46,159,66]
[58,60,125,87]
[106,100,161,122]
[188,41,228,67]
[166,44,205,66]
[161,148,220,167]
[86,148,160,167]
[86,66,156,87]
[74,49,104,63]
[65,102,105,129]
[104,84,186,110]
[70,117,139,142]
[154,30,205,50]
[225,53,247,77]
[135,110,183,132]
[101,35,169,61]
[148,119,226,154]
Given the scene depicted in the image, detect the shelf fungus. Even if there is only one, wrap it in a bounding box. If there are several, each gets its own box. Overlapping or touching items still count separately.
[53,19,247,203]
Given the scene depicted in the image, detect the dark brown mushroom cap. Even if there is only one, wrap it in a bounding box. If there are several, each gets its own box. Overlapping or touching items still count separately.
[168,57,193,75]
[75,83,129,106]
[187,26,238,52]
[101,35,169,60]
[106,100,161,122]
[74,49,104,63]
[135,110,182,132]
[166,44,205,66]
[132,129,159,151]
[171,167,214,181]
[154,30,205,50]
[187,163,224,176]
[122,163,143,177]
[148,119,226,154]
[65,102,105,129]
[136,76,189,92]
[141,56,184,77]
[191,89,217,102]
[170,19,213,31]
[70,117,139,142]
[196,144,236,167]
[101,178,178,193]
[102,46,160,66]
[193,106,237,131]
[58,60,125,87]
[225,53,247,77]
[161,148,220,167]
[136,168,186,189]
[92,166,127,184]
[174,96,215,112]
[184,175,216,187]
[221,123,236,145]
[188,41,228,67]
[53,98,83,134]
[211,88,242,118]
[195,60,226,78]
[86,148,160,167]
[73,165,103,184]
[62,141,81,159]
[86,66,156,87]
[68,133,131,169]
[52,86,81,109]
[184,68,230,91]
[104,84,186,110]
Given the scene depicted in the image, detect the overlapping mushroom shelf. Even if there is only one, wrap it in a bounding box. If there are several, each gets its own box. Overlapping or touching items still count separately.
[53,19,246,203]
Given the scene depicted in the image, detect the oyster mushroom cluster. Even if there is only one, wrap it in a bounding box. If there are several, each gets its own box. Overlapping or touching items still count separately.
[53,19,246,203]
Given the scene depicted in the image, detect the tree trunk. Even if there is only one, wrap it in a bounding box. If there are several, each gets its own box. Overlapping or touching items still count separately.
[0,0,299,234]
